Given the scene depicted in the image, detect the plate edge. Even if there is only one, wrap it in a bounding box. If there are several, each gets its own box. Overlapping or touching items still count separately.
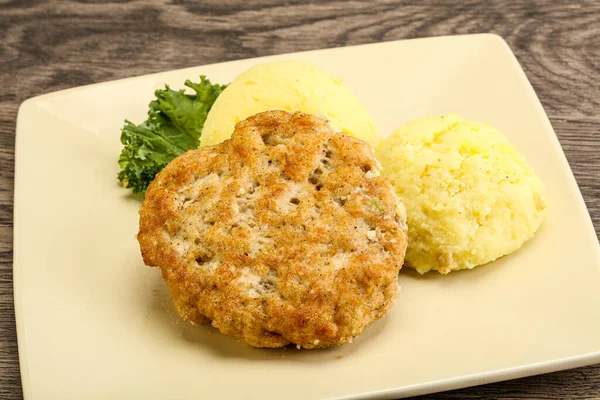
[17,33,502,105]
[333,351,600,400]
[13,101,39,400]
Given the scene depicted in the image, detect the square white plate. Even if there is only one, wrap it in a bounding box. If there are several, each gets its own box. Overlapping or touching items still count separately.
[14,34,600,400]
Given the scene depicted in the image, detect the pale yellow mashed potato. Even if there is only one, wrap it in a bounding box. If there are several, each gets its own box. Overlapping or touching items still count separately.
[377,114,547,274]
[202,61,380,148]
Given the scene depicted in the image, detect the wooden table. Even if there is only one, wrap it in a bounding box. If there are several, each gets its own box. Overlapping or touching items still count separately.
[1,1,598,398]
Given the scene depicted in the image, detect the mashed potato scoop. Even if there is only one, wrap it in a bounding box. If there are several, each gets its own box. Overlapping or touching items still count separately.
[202,61,381,148]
[377,114,547,275]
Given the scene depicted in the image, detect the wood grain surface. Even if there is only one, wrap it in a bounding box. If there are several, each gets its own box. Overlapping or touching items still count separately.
[1,0,599,399]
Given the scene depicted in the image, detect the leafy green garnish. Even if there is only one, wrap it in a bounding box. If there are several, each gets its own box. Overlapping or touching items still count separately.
[117,76,227,194]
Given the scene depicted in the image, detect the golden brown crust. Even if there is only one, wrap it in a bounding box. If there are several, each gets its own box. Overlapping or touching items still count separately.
[138,111,407,348]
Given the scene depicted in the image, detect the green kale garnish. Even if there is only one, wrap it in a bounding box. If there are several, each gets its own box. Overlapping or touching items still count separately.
[117,76,227,194]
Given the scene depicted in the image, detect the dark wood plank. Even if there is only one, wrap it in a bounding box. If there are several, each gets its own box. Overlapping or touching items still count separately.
[1,1,598,399]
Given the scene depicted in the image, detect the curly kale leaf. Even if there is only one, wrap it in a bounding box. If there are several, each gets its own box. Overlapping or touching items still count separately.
[117,76,227,194]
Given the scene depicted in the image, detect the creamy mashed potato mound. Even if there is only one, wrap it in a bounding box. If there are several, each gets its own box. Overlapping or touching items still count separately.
[202,61,380,147]
[377,114,547,274]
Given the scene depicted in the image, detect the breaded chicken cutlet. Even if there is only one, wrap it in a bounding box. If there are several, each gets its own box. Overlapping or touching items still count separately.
[138,110,408,348]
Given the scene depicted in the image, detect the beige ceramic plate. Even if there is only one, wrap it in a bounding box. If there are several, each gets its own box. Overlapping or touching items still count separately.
[14,34,600,399]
